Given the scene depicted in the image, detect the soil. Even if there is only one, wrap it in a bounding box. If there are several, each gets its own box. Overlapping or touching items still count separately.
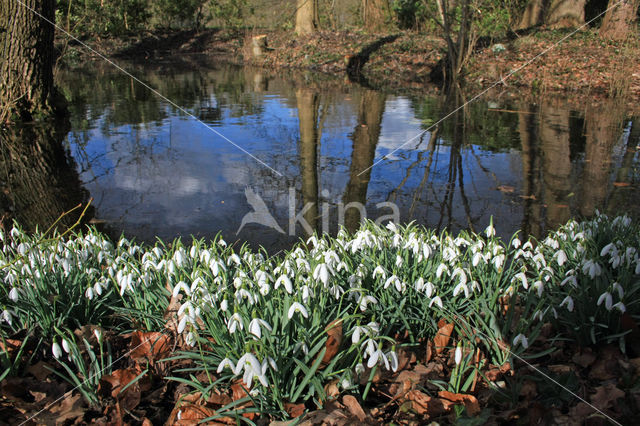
[59,27,640,111]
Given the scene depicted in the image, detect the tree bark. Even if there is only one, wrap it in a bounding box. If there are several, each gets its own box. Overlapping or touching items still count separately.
[295,0,318,35]
[517,0,547,29]
[363,0,387,32]
[547,0,586,28]
[0,0,60,122]
[599,0,639,40]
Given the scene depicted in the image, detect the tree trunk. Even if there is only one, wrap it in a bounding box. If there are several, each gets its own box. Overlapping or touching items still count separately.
[547,0,586,28]
[295,0,318,35]
[599,0,639,40]
[363,0,387,32]
[517,0,546,29]
[0,0,60,122]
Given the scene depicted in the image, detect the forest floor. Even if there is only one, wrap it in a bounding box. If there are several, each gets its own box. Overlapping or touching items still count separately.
[60,27,640,111]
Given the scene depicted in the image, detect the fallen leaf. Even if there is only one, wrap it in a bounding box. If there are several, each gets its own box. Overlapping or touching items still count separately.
[438,390,480,416]
[0,338,22,357]
[129,331,172,364]
[433,322,454,354]
[26,360,53,381]
[99,368,142,412]
[404,390,448,417]
[39,391,86,425]
[284,402,306,418]
[613,181,631,187]
[497,185,515,193]
[591,383,624,409]
[342,395,366,421]
[572,349,596,368]
[320,319,343,367]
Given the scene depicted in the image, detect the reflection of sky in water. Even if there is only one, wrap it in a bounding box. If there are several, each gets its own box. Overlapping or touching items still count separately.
[60,64,637,251]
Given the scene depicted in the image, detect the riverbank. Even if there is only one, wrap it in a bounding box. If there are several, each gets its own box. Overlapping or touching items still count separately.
[60,27,640,107]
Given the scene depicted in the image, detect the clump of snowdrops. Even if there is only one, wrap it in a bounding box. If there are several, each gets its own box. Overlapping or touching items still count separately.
[0,213,638,416]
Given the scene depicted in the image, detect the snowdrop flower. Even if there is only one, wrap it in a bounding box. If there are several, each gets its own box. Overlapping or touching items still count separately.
[52,341,62,359]
[395,255,404,268]
[612,282,624,299]
[600,242,616,257]
[288,302,309,319]
[512,272,528,289]
[275,275,293,294]
[436,263,448,279]
[453,282,470,298]
[351,325,368,344]
[384,275,403,292]
[485,223,496,238]
[355,363,365,376]
[386,350,399,372]
[454,343,463,365]
[372,265,386,280]
[172,281,191,298]
[613,302,626,313]
[597,292,613,311]
[220,299,229,312]
[94,328,102,342]
[8,287,18,302]
[472,252,485,267]
[554,250,568,266]
[294,341,309,355]
[85,286,94,300]
[561,275,578,288]
[512,237,521,249]
[414,277,425,292]
[560,296,574,312]
[228,254,241,266]
[61,338,71,354]
[513,334,528,349]
[313,263,330,286]
[217,358,236,374]
[532,280,544,297]
[249,318,272,339]
[300,285,312,304]
[582,260,601,279]
[429,296,443,309]
[2,310,13,326]
[227,312,244,333]
[366,344,387,369]
[359,295,378,312]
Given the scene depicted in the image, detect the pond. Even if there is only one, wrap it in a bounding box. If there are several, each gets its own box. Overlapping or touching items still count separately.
[12,60,639,252]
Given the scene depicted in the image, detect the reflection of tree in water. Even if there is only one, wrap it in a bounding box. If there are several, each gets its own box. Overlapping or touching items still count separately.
[0,121,91,233]
[516,97,627,237]
[57,62,265,141]
[296,89,320,236]
[342,89,386,234]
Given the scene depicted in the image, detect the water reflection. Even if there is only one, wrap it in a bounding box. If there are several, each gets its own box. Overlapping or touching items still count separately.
[0,120,91,233]
[48,62,639,251]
